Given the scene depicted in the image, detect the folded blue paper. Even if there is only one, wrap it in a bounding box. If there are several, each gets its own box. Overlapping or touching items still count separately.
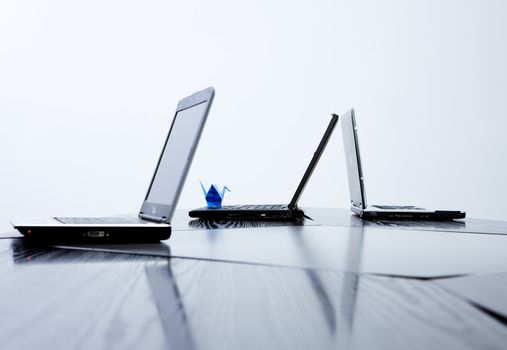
[200,181,230,208]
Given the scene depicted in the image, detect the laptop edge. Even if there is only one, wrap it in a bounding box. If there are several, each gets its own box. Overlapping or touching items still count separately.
[341,108,465,221]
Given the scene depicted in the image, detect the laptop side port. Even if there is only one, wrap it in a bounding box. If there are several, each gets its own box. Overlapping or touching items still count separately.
[86,230,106,238]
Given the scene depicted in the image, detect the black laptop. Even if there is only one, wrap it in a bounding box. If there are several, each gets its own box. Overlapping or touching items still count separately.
[341,108,465,220]
[12,87,215,242]
[189,114,339,220]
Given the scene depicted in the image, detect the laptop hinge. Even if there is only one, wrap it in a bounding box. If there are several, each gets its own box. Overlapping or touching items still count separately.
[139,213,168,224]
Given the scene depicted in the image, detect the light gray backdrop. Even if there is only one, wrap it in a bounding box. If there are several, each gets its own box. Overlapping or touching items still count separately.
[1,0,506,232]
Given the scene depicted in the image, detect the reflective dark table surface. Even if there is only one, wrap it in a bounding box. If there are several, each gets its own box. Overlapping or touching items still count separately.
[1,208,507,350]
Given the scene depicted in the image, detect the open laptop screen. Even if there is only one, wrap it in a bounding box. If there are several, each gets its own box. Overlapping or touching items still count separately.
[147,102,207,205]
[288,114,339,209]
[141,87,214,222]
[341,109,367,209]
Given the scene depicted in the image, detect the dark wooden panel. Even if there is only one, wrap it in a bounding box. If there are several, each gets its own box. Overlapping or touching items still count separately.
[437,272,507,319]
[0,240,168,350]
[62,223,507,277]
[2,239,507,350]
[159,259,507,350]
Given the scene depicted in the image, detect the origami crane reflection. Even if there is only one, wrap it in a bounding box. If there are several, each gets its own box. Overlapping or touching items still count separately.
[200,181,230,208]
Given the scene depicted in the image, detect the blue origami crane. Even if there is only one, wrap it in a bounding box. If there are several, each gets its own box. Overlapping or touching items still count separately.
[200,181,230,208]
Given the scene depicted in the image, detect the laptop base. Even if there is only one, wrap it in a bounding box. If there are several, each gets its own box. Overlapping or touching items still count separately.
[189,206,305,221]
[353,206,466,221]
[14,225,171,243]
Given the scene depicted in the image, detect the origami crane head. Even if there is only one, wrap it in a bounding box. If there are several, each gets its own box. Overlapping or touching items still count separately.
[200,181,230,208]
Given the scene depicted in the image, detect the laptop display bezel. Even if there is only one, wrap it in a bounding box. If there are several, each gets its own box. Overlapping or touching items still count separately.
[139,87,215,223]
[287,114,339,209]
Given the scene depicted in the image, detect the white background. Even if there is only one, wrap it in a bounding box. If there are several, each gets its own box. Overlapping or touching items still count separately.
[1,0,506,232]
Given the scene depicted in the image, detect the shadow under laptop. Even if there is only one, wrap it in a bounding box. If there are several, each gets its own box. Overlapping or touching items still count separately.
[187,216,319,230]
[10,238,171,264]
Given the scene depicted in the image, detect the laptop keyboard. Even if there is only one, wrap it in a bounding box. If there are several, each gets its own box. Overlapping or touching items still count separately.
[371,205,425,210]
[54,216,150,225]
[219,205,289,210]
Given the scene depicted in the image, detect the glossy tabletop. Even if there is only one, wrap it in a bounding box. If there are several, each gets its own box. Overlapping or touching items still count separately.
[1,208,507,350]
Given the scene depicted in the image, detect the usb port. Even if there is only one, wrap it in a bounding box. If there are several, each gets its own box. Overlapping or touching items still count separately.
[87,230,106,238]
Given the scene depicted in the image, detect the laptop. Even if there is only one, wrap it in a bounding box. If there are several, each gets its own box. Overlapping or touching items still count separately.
[189,114,339,220]
[12,87,215,242]
[341,108,466,220]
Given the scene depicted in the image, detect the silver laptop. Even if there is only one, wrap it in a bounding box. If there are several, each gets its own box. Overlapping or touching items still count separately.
[341,108,465,220]
[12,87,215,241]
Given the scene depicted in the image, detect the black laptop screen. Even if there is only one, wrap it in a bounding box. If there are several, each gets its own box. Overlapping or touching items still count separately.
[146,101,207,205]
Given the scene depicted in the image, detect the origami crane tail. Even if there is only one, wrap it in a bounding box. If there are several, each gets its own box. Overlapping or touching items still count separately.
[199,180,208,197]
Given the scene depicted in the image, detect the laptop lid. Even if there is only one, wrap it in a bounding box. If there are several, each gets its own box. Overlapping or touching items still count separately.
[288,114,339,209]
[139,87,215,223]
[341,109,367,210]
